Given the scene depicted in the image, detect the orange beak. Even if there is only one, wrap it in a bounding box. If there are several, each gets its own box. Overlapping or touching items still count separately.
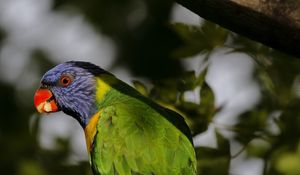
[34,89,58,113]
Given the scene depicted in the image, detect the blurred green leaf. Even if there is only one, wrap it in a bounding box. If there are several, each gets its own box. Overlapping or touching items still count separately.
[195,131,230,175]
[178,71,197,91]
[275,142,300,175]
[246,139,271,158]
[199,82,215,118]
[178,101,208,135]
[17,160,46,175]
[277,154,300,175]
[195,147,230,175]
[171,21,229,58]
[230,34,273,68]
[132,80,148,96]
[234,109,269,145]
[196,68,208,87]
[215,130,230,155]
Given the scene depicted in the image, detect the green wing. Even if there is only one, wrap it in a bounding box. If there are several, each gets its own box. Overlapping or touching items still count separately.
[91,99,196,175]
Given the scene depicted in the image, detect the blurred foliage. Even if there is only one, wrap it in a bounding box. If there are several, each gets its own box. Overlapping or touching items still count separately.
[52,0,184,79]
[171,22,228,58]
[195,131,230,175]
[1,0,300,175]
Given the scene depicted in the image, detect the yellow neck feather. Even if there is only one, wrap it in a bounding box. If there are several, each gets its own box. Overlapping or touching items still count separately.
[95,75,116,103]
[84,75,117,153]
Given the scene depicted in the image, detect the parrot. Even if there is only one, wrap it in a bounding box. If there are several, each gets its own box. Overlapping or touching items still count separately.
[34,61,197,175]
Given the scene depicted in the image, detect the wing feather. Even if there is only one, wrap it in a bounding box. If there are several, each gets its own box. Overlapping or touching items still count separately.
[91,100,196,175]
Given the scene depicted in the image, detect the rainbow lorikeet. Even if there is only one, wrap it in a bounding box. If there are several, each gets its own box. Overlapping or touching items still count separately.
[34,61,196,175]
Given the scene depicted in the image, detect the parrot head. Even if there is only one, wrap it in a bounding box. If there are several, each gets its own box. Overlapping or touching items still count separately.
[34,61,108,127]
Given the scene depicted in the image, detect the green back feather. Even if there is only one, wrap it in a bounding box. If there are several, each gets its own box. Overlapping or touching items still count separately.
[91,76,196,175]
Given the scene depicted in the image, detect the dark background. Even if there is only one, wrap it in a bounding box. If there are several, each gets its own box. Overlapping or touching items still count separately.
[0,0,300,174]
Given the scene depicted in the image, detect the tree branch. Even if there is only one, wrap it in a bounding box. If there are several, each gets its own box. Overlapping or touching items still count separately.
[175,0,300,58]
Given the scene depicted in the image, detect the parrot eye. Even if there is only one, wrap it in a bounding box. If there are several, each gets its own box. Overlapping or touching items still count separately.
[59,74,73,87]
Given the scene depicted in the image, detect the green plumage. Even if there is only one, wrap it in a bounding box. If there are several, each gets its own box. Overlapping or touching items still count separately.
[35,61,197,175]
[90,76,196,175]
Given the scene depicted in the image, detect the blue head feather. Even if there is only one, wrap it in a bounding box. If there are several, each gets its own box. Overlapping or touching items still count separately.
[40,61,108,127]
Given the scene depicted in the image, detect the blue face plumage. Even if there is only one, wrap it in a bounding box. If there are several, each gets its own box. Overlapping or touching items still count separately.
[40,61,100,127]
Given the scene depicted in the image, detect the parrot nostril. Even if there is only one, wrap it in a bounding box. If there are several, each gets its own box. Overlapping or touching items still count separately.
[40,83,48,89]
